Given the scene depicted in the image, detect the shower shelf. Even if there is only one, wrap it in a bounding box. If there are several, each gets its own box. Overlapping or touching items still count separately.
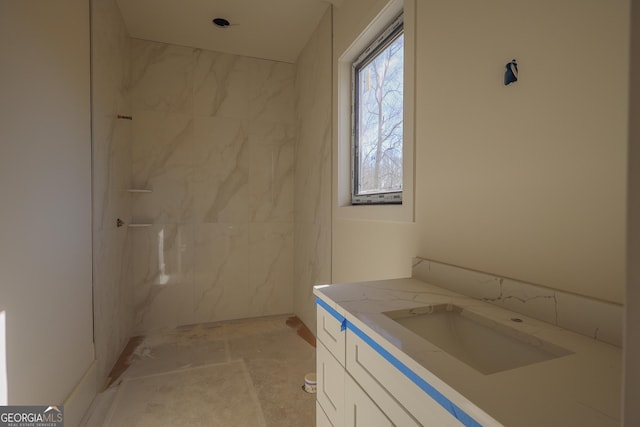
[127,188,151,227]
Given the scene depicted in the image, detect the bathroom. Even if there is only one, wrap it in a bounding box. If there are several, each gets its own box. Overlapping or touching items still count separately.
[1,0,639,425]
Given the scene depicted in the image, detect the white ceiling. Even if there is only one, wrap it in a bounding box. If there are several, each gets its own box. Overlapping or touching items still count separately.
[116,0,335,63]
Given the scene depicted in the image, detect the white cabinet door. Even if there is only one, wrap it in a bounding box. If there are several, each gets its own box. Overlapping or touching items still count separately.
[345,374,393,427]
[317,302,346,365]
[317,340,345,426]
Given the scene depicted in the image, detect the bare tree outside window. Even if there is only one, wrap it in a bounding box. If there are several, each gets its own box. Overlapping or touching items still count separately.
[353,20,403,204]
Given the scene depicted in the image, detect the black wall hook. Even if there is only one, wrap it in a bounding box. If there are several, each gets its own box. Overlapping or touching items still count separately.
[504,59,518,86]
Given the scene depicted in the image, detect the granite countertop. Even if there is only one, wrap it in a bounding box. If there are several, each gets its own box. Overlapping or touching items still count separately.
[314,278,621,427]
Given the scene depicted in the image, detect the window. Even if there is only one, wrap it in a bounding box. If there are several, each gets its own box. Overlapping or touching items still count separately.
[352,15,404,205]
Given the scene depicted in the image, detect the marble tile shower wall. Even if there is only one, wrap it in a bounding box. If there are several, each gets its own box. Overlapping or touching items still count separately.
[130,39,294,333]
[91,0,134,384]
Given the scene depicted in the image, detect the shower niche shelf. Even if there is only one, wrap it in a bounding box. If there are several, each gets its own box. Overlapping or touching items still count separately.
[127,188,152,227]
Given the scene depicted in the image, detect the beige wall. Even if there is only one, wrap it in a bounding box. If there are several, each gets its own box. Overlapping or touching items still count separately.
[332,0,628,305]
[332,220,417,282]
[332,0,419,284]
[294,9,333,332]
[625,0,640,423]
[91,0,135,386]
[415,0,628,304]
[0,0,95,415]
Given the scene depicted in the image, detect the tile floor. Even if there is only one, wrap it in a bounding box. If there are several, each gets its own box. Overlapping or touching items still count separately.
[81,315,316,426]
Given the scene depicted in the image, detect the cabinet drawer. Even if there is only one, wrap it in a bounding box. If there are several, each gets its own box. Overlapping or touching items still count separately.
[346,329,464,427]
[317,401,333,427]
[317,340,345,426]
[317,300,346,365]
[345,374,394,426]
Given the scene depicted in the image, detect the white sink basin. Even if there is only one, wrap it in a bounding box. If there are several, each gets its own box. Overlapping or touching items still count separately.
[383,304,573,374]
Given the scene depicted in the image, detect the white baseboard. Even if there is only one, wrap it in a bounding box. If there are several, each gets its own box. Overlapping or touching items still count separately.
[63,360,97,427]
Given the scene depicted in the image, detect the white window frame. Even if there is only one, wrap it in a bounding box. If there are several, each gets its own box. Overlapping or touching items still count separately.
[351,14,404,205]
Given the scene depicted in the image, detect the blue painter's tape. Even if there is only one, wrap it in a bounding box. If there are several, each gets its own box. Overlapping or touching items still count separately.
[315,296,482,425]
[346,321,483,427]
[315,297,346,326]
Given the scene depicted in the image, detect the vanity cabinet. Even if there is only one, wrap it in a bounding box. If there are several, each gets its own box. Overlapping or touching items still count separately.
[316,300,464,427]
[315,277,622,427]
